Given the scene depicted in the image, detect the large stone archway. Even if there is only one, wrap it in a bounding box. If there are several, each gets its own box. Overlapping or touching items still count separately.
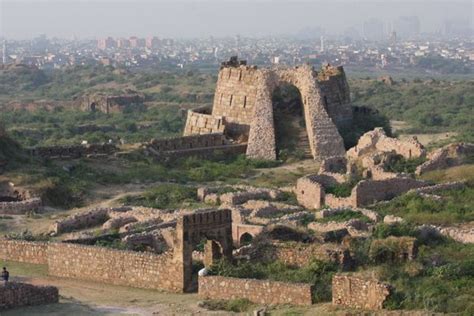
[246,65,346,160]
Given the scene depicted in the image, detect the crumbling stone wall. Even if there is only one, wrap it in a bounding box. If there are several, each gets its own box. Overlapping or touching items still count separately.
[0,240,48,265]
[266,241,352,269]
[353,177,427,206]
[80,93,145,114]
[28,143,117,159]
[183,110,225,136]
[144,133,246,161]
[416,142,474,175]
[295,175,325,209]
[199,275,313,306]
[0,282,58,311]
[332,274,391,310]
[0,181,42,214]
[184,58,351,160]
[347,128,425,160]
[369,237,417,263]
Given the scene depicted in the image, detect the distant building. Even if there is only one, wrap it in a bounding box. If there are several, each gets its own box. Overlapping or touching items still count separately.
[394,16,420,39]
[97,37,115,50]
[363,18,384,41]
[116,38,130,48]
[129,37,146,48]
[146,37,160,49]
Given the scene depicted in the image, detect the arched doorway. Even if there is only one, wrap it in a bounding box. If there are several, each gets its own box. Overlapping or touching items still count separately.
[90,102,97,111]
[239,232,253,246]
[272,84,311,160]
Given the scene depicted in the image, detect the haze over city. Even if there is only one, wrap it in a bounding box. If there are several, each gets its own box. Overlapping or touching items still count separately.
[1,0,472,39]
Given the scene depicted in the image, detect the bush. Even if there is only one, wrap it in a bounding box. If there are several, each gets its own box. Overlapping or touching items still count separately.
[120,184,197,209]
[200,299,253,313]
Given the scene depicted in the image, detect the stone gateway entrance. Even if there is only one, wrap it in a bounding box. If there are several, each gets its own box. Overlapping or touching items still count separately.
[183,57,352,160]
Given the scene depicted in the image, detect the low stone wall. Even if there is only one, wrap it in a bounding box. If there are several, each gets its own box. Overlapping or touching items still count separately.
[51,208,111,234]
[150,144,247,161]
[0,240,48,265]
[199,275,313,306]
[183,109,225,136]
[47,243,183,292]
[353,177,428,207]
[0,198,42,214]
[148,133,227,152]
[0,282,58,310]
[28,144,117,159]
[295,175,325,210]
[332,274,391,310]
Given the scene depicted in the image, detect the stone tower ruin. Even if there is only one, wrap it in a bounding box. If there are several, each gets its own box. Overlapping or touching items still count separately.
[184,57,353,160]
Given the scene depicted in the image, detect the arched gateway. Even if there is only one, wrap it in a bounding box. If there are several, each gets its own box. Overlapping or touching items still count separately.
[183,57,353,160]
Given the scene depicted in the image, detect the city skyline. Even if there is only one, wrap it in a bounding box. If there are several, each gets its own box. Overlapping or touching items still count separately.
[1,0,472,40]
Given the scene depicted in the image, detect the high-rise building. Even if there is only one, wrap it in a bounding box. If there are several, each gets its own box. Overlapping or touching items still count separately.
[320,35,325,52]
[394,16,420,39]
[146,37,160,49]
[117,38,130,48]
[129,37,146,48]
[363,18,384,41]
[97,37,116,50]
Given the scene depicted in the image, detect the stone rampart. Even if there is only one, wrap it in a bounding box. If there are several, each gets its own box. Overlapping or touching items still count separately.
[0,282,58,310]
[0,240,48,265]
[47,243,183,292]
[332,274,391,310]
[199,275,313,306]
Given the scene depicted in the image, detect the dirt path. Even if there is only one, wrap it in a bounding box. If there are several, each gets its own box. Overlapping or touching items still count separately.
[5,275,229,316]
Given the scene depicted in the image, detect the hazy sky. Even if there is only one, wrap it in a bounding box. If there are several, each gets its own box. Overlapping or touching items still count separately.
[1,0,472,39]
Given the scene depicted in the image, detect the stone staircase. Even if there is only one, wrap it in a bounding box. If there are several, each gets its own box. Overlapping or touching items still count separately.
[296,130,313,159]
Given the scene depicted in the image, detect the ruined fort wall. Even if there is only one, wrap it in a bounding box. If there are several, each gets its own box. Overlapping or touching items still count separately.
[318,67,353,129]
[268,242,351,269]
[47,243,184,292]
[28,144,117,159]
[199,275,313,306]
[0,198,42,215]
[0,283,59,310]
[332,274,391,310]
[211,66,260,136]
[353,177,427,206]
[0,240,48,265]
[149,133,227,152]
[183,110,225,136]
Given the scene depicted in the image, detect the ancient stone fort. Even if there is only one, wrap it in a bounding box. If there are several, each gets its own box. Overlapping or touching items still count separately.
[182,57,352,160]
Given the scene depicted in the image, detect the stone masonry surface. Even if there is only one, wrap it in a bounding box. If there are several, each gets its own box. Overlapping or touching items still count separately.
[183,58,351,160]
[332,274,391,310]
[0,240,48,265]
[199,275,313,306]
[0,282,59,310]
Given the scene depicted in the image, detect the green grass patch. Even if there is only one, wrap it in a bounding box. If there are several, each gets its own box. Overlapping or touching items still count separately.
[316,210,371,223]
[371,185,474,225]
